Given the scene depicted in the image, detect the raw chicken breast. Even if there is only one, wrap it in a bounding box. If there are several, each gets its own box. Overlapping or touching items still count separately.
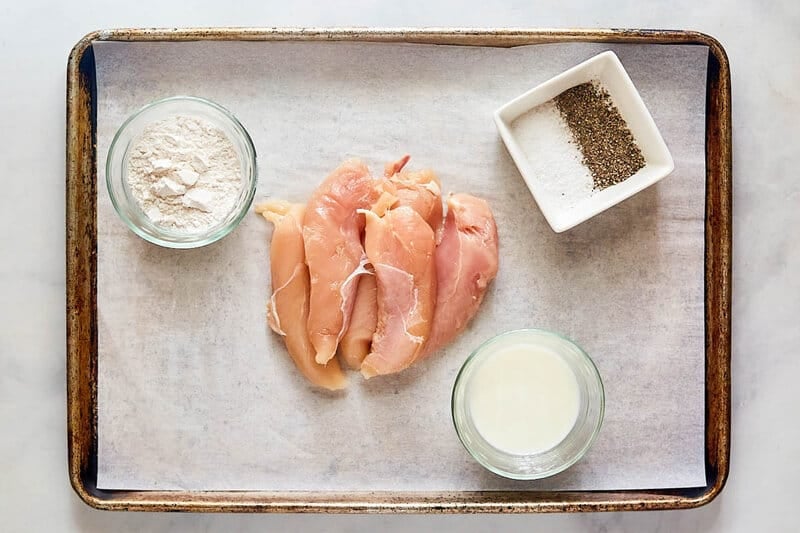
[422,193,499,357]
[361,206,437,378]
[382,155,444,239]
[303,159,379,365]
[338,273,377,369]
[340,156,444,369]
[256,201,346,391]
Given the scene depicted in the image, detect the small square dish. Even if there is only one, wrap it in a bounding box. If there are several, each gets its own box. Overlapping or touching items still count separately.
[494,50,674,233]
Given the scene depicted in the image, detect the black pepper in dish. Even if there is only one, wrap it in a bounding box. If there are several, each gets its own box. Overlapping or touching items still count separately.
[554,81,645,190]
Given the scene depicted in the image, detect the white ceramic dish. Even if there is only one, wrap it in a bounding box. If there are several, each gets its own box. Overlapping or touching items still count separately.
[494,51,674,233]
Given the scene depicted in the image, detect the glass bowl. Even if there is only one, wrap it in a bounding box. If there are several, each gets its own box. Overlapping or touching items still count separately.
[106,95,257,249]
[451,329,604,480]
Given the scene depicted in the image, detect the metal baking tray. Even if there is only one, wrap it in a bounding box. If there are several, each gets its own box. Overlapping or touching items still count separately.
[66,27,731,512]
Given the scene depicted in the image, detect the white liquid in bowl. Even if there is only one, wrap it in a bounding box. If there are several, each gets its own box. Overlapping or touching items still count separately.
[467,345,581,455]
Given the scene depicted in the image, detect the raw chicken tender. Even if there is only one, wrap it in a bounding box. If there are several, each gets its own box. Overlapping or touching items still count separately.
[257,158,498,386]
[256,201,346,391]
[338,273,377,370]
[303,159,379,365]
[382,155,444,238]
[423,193,499,357]
[340,156,443,369]
[361,206,437,378]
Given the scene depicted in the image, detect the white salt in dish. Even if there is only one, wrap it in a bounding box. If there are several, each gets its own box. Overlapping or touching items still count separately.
[494,51,674,233]
[509,100,593,213]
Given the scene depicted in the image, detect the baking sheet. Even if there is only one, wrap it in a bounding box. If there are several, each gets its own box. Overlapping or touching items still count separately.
[93,40,708,491]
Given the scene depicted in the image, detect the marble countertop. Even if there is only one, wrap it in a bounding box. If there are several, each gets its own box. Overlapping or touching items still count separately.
[1,1,797,531]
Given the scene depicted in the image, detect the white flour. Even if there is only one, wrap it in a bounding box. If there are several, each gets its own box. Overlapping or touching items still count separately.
[510,101,594,211]
[126,115,243,231]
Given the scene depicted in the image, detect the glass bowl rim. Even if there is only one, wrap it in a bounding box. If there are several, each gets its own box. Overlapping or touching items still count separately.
[105,95,257,249]
[451,328,605,480]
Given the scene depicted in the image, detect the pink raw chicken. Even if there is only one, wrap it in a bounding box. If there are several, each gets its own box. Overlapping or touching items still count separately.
[381,155,444,239]
[422,193,499,357]
[339,155,444,369]
[360,206,437,378]
[303,159,379,365]
[338,273,377,370]
[256,201,346,391]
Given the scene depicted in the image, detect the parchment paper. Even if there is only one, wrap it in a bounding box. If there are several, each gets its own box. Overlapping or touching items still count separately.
[94,40,708,491]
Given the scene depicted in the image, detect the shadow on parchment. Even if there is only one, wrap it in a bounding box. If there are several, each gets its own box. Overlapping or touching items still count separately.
[491,137,665,341]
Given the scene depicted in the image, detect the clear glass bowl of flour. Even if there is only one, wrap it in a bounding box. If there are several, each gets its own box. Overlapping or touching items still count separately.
[106,96,257,248]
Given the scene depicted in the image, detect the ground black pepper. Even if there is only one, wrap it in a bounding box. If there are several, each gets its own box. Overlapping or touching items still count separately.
[554,81,645,190]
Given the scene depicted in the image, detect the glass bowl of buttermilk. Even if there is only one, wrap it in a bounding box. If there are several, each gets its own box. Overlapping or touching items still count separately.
[106,95,257,249]
[451,328,604,480]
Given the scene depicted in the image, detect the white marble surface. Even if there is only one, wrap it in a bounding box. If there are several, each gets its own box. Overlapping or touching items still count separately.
[0,0,797,531]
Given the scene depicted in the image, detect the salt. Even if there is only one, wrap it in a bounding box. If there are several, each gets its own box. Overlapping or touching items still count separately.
[510,101,594,211]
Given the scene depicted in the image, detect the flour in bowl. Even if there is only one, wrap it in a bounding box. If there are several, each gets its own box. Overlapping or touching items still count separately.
[126,115,243,231]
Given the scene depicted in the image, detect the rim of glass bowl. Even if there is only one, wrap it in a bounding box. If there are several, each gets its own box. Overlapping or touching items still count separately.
[105,95,257,249]
[451,328,605,480]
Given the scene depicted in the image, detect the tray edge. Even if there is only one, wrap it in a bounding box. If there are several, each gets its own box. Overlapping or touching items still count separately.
[65,27,732,513]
